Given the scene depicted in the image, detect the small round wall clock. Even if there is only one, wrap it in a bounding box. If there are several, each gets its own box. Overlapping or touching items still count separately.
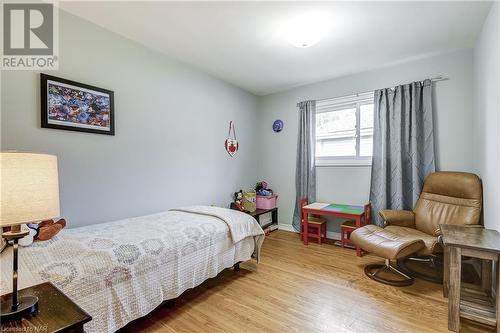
[273,119,284,132]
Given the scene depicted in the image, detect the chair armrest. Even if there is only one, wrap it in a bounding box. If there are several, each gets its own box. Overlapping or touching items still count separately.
[379,209,415,228]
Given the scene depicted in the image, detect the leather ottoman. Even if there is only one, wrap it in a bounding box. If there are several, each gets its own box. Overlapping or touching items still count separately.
[351,225,425,286]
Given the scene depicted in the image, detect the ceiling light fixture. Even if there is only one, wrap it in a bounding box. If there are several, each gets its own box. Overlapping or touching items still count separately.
[280,12,330,48]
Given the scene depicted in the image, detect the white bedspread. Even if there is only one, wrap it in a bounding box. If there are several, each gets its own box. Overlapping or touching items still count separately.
[0,208,264,333]
[170,206,265,261]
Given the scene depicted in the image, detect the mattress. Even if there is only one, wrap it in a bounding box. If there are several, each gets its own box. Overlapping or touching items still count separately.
[0,208,263,333]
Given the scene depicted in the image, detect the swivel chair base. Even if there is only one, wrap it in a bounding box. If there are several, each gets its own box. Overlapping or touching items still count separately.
[365,259,414,287]
[397,254,444,284]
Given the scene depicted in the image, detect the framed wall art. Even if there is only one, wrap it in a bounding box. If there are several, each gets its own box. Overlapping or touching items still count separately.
[41,74,115,135]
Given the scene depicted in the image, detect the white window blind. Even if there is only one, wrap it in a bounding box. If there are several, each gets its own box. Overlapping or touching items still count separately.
[315,92,374,166]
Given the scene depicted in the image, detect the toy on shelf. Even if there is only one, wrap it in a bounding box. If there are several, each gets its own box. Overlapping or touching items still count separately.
[255,181,273,196]
[255,181,278,209]
[233,190,246,212]
[242,190,257,212]
[232,182,278,212]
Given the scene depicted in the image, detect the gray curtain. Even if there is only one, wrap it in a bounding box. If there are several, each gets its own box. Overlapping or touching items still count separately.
[293,100,317,231]
[370,79,435,225]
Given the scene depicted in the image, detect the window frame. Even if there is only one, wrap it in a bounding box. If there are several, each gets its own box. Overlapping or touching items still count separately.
[315,92,374,167]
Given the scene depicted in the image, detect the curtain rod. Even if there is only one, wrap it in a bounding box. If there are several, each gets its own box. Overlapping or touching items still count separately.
[311,76,449,103]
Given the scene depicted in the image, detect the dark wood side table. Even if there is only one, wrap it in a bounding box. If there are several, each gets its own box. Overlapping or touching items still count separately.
[440,224,500,332]
[230,203,278,230]
[248,207,278,230]
[0,282,92,333]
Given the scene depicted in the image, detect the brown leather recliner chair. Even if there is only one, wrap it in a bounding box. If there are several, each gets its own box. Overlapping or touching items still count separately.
[351,171,482,286]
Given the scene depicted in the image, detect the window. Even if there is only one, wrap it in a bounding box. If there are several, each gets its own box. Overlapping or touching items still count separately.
[316,92,374,166]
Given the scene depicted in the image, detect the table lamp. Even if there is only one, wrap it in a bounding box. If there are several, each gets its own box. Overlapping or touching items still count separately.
[0,152,60,321]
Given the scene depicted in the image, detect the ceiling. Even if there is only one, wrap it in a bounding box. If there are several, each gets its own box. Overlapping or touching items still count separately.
[59,1,492,96]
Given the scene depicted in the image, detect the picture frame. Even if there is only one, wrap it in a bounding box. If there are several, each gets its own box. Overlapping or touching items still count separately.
[41,73,115,135]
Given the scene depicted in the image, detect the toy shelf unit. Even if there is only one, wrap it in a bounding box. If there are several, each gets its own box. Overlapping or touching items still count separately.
[230,203,278,232]
[250,207,278,232]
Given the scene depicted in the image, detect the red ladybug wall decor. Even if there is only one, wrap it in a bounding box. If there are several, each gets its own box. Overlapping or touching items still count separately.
[225,121,239,157]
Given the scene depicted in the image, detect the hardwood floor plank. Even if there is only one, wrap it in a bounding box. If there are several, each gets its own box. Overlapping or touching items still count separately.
[120,231,493,333]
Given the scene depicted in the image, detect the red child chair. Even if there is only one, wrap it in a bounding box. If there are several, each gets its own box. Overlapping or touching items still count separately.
[340,203,371,248]
[300,198,327,245]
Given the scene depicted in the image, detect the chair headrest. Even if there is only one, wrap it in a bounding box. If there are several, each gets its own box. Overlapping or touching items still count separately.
[422,171,482,200]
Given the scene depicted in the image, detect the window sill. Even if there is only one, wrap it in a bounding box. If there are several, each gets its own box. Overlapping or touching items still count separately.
[315,157,372,167]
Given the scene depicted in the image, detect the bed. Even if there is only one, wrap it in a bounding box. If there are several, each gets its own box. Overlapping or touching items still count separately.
[0,206,264,333]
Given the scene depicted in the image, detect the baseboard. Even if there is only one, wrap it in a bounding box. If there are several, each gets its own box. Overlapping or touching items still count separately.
[278,224,296,232]
[327,231,341,241]
[278,224,341,240]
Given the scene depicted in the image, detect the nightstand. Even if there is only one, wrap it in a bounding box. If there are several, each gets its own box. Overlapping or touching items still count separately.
[0,282,92,333]
[230,203,278,231]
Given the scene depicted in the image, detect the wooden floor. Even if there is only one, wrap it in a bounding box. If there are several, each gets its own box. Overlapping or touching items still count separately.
[121,231,493,333]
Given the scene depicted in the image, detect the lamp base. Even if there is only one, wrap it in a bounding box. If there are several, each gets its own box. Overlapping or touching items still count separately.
[1,295,39,322]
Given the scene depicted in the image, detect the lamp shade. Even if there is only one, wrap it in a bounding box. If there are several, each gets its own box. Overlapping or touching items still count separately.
[1,152,60,227]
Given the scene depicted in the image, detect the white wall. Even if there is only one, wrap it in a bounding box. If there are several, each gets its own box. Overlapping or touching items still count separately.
[1,9,490,234]
[1,11,259,228]
[474,3,500,232]
[258,49,476,231]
